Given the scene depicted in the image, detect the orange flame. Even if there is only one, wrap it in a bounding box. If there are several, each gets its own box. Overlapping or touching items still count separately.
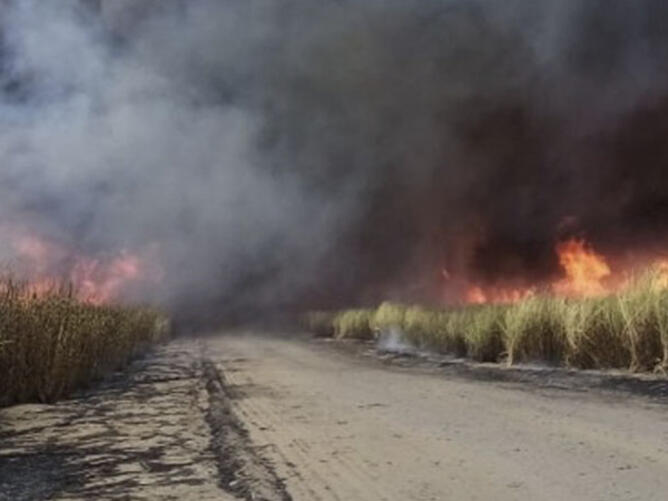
[553,238,611,297]
[459,237,613,304]
[465,285,487,304]
[465,285,534,305]
[451,237,668,305]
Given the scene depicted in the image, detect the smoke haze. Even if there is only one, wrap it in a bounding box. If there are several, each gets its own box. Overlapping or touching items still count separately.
[2,0,668,319]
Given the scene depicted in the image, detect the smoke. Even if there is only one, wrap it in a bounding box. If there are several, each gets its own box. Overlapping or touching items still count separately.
[377,326,418,356]
[2,0,668,319]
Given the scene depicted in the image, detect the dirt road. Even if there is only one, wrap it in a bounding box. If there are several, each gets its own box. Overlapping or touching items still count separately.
[0,341,233,501]
[206,333,668,501]
[2,333,668,500]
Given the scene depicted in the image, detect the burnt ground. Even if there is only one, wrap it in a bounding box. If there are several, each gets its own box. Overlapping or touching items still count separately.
[0,340,288,501]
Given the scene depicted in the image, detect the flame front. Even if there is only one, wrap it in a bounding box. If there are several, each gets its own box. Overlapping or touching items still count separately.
[71,252,145,305]
[553,239,611,297]
[465,285,534,305]
[1,224,160,304]
[457,237,656,305]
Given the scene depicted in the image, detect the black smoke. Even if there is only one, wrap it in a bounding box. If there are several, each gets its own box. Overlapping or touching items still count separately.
[2,0,668,321]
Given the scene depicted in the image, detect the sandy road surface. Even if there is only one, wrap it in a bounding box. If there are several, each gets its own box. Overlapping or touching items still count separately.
[207,333,668,501]
[2,333,668,500]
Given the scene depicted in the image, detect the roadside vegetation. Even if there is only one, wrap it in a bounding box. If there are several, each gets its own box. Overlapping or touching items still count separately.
[304,268,668,373]
[0,281,169,406]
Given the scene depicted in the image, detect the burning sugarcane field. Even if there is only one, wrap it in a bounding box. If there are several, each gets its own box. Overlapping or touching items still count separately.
[1,1,668,500]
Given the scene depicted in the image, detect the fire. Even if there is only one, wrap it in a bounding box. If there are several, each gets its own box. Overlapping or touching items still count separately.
[553,238,611,297]
[459,238,616,305]
[0,224,160,304]
[71,252,145,305]
[465,285,487,305]
[465,285,534,305]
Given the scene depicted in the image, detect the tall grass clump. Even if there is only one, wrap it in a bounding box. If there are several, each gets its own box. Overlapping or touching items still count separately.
[402,306,442,348]
[332,309,374,339]
[649,274,668,372]
[558,297,604,368]
[429,309,468,356]
[371,302,407,333]
[0,282,169,406]
[371,303,469,355]
[503,297,567,366]
[458,305,506,362]
[562,270,667,371]
[615,269,666,371]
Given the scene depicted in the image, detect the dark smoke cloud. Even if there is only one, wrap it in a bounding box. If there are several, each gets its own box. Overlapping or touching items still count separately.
[2,0,668,319]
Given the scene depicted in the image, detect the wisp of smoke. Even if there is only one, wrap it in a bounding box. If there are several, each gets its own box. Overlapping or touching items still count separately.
[377,326,418,355]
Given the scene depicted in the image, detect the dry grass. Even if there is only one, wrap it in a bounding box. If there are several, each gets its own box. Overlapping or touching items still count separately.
[502,297,567,366]
[304,268,668,373]
[332,309,375,339]
[0,281,169,406]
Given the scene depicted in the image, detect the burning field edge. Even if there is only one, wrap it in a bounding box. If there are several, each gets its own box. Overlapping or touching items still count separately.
[304,269,668,375]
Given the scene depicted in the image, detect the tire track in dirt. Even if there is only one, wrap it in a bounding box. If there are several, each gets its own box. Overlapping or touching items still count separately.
[203,360,292,501]
[218,361,340,500]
